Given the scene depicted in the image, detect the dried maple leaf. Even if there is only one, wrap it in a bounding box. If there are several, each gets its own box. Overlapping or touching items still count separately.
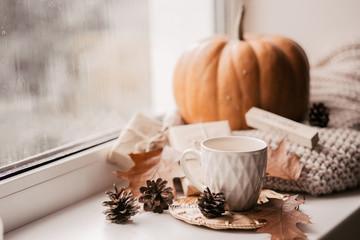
[267,139,303,182]
[249,195,311,240]
[113,146,184,197]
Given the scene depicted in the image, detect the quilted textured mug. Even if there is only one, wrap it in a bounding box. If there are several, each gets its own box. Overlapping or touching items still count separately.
[180,136,267,211]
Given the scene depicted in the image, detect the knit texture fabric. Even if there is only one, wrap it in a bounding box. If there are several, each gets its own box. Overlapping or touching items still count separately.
[310,40,360,130]
[234,128,360,196]
[235,40,360,195]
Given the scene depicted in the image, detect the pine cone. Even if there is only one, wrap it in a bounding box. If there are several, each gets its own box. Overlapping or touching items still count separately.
[309,102,330,127]
[102,184,138,223]
[198,187,226,218]
[139,178,174,213]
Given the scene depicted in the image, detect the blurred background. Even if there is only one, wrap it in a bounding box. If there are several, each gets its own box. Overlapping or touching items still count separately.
[0,0,359,173]
[0,0,151,168]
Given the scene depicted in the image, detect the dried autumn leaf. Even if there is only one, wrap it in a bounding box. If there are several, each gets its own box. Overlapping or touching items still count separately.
[113,146,184,197]
[249,195,311,240]
[257,189,289,204]
[267,139,303,181]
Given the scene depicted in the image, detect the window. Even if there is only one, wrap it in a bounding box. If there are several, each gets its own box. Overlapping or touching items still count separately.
[0,0,148,178]
[0,0,216,178]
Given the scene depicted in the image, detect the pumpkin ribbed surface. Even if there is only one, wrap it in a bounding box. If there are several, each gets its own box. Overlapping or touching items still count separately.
[173,34,309,130]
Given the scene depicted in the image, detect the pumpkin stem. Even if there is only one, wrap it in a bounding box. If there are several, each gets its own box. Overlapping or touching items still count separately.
[236,5,245,41]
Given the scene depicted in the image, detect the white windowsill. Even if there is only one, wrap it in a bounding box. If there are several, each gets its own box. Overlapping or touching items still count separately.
[3,180,360,239]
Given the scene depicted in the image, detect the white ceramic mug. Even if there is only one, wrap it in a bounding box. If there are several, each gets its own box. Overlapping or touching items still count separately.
[180,136,267,211]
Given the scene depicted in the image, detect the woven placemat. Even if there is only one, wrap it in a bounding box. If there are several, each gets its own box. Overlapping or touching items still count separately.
[169,203,265,230]
[169,190,288,230]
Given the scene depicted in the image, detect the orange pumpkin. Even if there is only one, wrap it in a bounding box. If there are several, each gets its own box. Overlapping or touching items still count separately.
[173,7,309,130]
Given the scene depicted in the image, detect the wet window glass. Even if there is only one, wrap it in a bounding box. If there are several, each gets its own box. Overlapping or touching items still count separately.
[0,0,151,174]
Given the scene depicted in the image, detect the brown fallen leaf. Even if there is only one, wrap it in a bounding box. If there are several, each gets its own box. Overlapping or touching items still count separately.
[114,146,184,197]
[249,195,311,240]
[267,139,303,182]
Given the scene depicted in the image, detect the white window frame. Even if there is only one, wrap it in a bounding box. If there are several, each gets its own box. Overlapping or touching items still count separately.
[0,0,219,234]
[0,141,119,232]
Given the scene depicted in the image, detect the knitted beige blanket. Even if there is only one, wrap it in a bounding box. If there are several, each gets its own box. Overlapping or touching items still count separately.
[310,40,360,130]
[235,128,359,195]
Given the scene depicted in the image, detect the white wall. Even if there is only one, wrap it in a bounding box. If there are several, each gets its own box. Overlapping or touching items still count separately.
[242,0,360,64]
[149,0,215,115]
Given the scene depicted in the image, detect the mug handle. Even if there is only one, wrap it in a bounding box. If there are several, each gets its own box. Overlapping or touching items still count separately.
[180,149,206,192]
